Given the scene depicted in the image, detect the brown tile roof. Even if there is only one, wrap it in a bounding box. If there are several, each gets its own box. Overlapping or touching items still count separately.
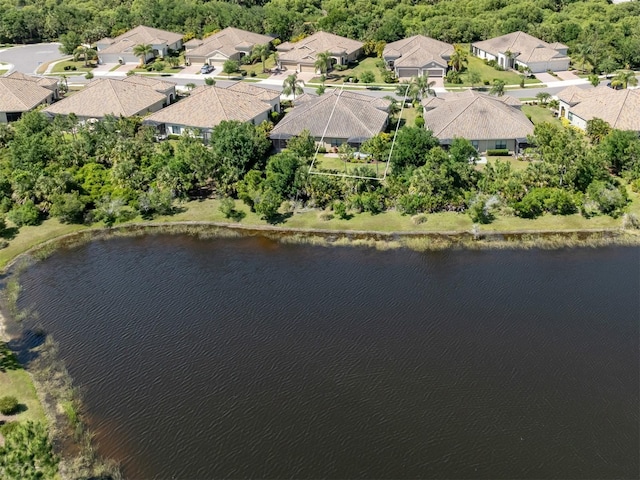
[559,86,640,131]
[97,25,183,55]
[271,89,389,140]
[5,71,59,89]
[472,31,568,64]
[226,81,280,102]
[144,85,272,129]
[383,35,453,69]
[122,74,176,93]
[277,32,363,64]
[0,77,53,112]
[43,78,165,118]
[185,28,272,60]
[422,91,534,140]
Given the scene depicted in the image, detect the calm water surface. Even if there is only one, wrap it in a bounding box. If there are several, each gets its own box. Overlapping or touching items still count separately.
[17,236,640,479]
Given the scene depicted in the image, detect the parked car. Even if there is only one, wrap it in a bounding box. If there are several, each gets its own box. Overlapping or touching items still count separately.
[200,64,214,74]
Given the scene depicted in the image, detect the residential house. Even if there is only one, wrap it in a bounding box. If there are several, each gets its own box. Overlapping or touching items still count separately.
[5,71,61,100]
[422,90,534,153]
[122,74,177,105]
[43,78,167,122]
[96,25,183,64]
[276,32,364,73]
[270,89,390,150]
[143,84,278,143]
[471,31,569,73]
[556,85,640,132]
[0,74,57,122]
[185,27,273,67]
[383,35,454,78]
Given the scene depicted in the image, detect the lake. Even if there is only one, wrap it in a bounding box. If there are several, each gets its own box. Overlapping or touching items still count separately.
[16,235,640,479]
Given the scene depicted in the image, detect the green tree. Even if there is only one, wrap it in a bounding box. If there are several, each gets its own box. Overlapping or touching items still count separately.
[585,118,611,145]
[535,92,551,106]
[204,77,216,86]
[50,192,87,223]
[132,43,153,66]
[282,73,304,101]
[223,59,239,75]
[252,43,271,72]
[58,31,82,55]
[389,127,439,172]
[73,45,97,67]
[588,73,600,87]
[287,129,316,159]
[448,44,469,72]
[468,70,481,89]
[489,79,505,97]
[360,70,375,84]
[611,70,638,89]
[0,421,58,480]
[314,50,331,74]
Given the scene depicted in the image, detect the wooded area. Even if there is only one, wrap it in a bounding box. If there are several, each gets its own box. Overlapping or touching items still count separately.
[1,0,640,72]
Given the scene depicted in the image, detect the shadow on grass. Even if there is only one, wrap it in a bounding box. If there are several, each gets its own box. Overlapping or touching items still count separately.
[266,212,292,225]
[0,227,19,241]
[6,328,46,366]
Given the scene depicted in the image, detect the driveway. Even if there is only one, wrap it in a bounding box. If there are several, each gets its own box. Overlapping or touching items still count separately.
[555,70,581,81]
[0,43,62,74]
[534,72,558,84]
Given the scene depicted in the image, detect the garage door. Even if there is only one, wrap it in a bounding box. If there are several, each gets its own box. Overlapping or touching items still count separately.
[397,68,420,78]
[427,68,444,77]
[300,64,316,73]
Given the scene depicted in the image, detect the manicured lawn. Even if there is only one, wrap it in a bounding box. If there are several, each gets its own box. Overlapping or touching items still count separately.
[0,345,46,423]
[313,57,388,84]
[130,66,183,74]
[480,155,531,172]
[445,55,541,87]
[521,104,561,126]
[399,104,420,127]
[240,55,276,79]
[0,69,7,76]
[51,60,97,74]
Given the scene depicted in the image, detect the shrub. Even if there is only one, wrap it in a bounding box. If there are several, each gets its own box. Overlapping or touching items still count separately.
[204,77,215,85]
[152,61,165,71]
[318,210,333,221]
[544,189,579,215]
[411,213,427,225]
[50,192,87,224]
[85,71,93,79]
[414,116,425,128]
[623,213,640,230]
[0,395,19,415]
[582,181,628,218]
[219,197,237,219]
[334,64,348,71]
[486,149,510,156]
[0,421,19,435]
[8,200,40,226]
[240,70,247,77]
[333,200,348,219]
[483,80,490,85]
[360,70,375,84]
[249,71,256,77]
[514,189,548,219]
[467,195,495,224]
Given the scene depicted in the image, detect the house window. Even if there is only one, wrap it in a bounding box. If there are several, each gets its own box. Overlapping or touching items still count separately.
[568,112,574,121]
[330,138,340,147]
[471,140,479,150]
[171,125,182,135]
[495,140,507,149]
[6,112,22,122]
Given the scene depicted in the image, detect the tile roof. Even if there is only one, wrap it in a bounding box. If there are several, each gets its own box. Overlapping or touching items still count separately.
[0,77,53,112]
[144,85,272,129]
[271,89,390,140]
[122,74,176,93]
[185,27,272,60]
[277,32,363,64]
[5,71,59,89]
[97,25,183,55]
[383,35,453,69]
[472,31,568,64]
[225,81,280,102]
[422,91,534,140]
[557,86,640,131]
[43,78,165,118]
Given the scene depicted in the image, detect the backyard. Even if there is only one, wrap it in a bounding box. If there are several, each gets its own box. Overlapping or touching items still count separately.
[445,55,541,87]
[311,57,389,85]
[521,104,561,126]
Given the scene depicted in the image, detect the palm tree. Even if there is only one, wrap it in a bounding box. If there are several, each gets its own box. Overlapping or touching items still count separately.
[572,44,593,74]
[535,92,551,106]
[410,75,436,100]
[611,70,638,89]
[282,73,304,101]
[252,43,271,73]
[73,45,97,67]
[132,44,153,66]
[489,79,505,97]
[383,96,401,116]
[448,44,469,72]
[314,51,332,75]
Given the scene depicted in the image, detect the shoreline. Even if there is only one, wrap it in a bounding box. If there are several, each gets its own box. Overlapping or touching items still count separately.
[4,220,640,275]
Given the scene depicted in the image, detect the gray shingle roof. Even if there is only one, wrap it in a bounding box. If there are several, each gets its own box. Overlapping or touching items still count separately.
[422,91,534,141]
[43,78,165,118]
[383,35,453,69]
[472,31,568,64]
[271,89,390,140]
[0,77,53,112]
[144,85,272,129]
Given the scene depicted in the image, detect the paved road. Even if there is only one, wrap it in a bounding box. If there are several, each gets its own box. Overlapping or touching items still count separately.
[0,43,62,74]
